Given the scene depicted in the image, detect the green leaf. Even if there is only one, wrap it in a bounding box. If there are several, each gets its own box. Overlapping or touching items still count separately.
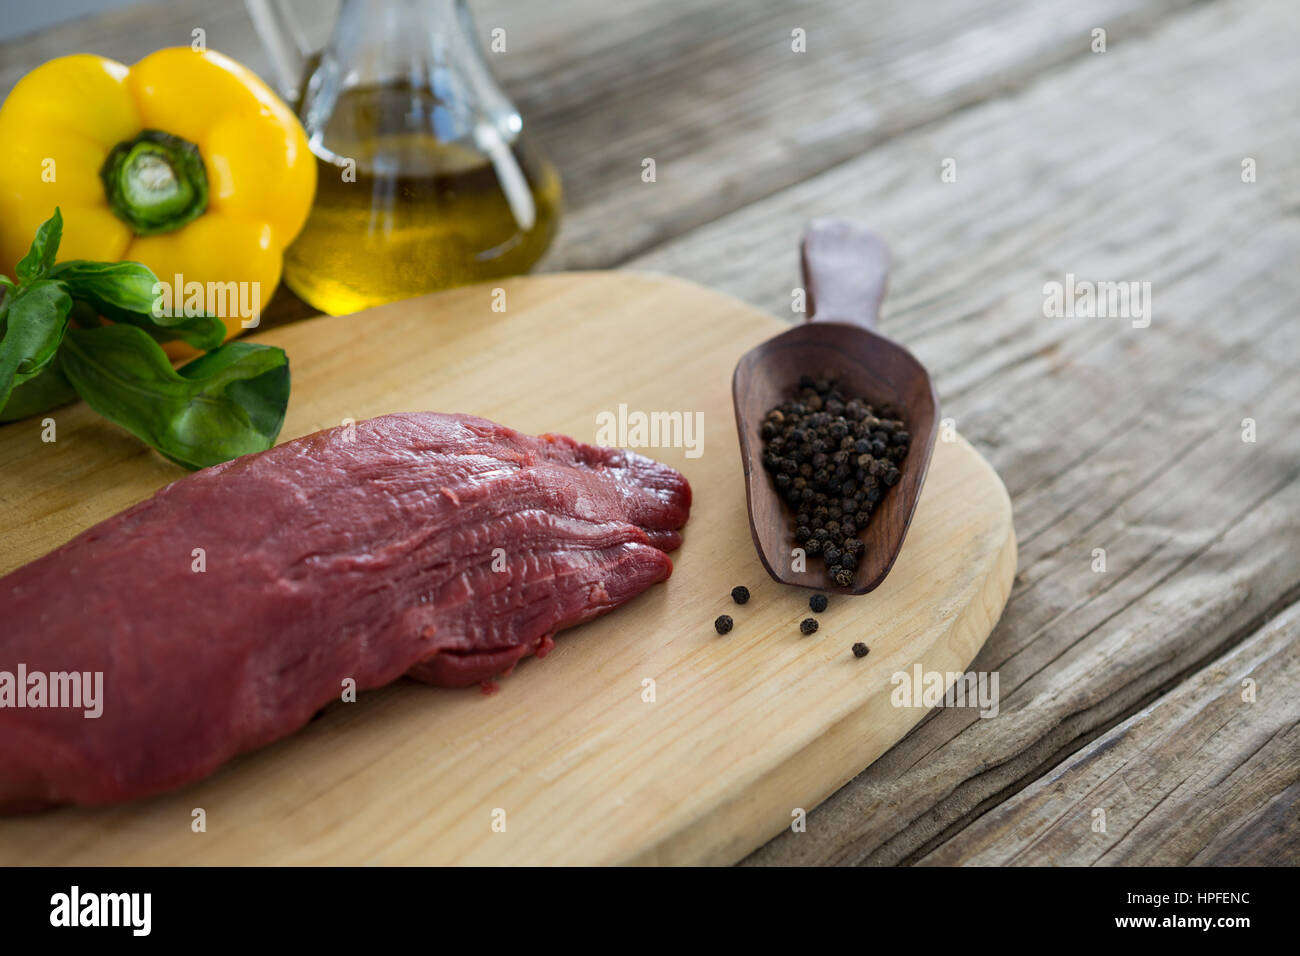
[58,325,290,470]
[15,208,63,282]
[98,309,227,350]
[49,259,225,350]
[0,363,78,422]
[48,260,157,312]
[0,279,73,408]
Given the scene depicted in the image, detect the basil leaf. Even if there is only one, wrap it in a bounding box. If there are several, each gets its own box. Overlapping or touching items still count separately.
[96,309,227,350]
[58,325,290,470]
[48,260,157,312]
[15,208,63,282]
[0,279,73,408]
[49,260,225,350]
[0,364,78,422]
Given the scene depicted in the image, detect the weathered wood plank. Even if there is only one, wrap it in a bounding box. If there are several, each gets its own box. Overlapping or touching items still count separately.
[919,601,1300,866]
[619,0,1300,864]
[747,455,1300,865]
[5,0,1295,866]
[0,0,1204,277]
[511,0,1206,269]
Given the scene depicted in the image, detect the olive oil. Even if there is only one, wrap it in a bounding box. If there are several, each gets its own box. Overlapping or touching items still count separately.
[283,84,561,316]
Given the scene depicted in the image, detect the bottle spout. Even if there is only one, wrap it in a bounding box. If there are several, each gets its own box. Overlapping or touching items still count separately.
[244,0,312,102]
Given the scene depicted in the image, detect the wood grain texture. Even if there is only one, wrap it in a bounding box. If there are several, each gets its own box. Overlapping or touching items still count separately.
[626,0,1300,865]
[3,0,1294,866]
[918,601,1300,865]
[0,273,1014,865]
[0,0,1203,279]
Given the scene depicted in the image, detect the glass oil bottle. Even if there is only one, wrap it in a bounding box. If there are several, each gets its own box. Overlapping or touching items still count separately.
[248,0,561,315]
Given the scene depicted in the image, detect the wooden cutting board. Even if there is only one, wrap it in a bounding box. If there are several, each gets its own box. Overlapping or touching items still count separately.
[0,272,1015,865]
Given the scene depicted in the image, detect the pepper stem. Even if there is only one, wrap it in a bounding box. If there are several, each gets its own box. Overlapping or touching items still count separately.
[101,130,209,235]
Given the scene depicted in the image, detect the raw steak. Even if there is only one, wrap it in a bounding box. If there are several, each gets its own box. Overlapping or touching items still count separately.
[0,413,691,812]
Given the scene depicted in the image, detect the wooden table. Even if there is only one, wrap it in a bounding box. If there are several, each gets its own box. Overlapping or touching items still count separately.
[4,0,1296,866]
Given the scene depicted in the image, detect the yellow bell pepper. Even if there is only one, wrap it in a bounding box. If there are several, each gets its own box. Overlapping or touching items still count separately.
[0,48,315,351]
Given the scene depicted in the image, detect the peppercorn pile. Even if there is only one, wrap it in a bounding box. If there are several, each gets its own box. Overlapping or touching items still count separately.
[760,375,910,587]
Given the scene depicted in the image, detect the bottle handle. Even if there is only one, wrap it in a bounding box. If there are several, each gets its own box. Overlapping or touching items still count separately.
[244,0,311,102]
[799,217,891,330]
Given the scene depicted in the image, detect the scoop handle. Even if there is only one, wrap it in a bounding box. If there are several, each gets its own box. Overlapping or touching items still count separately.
[800,218,891,330]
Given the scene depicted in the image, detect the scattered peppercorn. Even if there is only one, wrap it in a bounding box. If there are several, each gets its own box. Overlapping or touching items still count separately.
[852,642,870,659]
[799,617,819,636]
[730,585,750,605]
[810,593,829,613]
[761,374,910,587]
[714,615,734,635]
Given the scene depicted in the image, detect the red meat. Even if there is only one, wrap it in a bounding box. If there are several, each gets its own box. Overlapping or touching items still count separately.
[0,413,691,812]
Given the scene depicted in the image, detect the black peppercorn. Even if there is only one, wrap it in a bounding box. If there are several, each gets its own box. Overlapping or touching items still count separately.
[730,586,750,605]
[760,375,909,588]
[800,618,819,636]
[852,642,869,658]
[714,615,733,635]
[810,593,828,613]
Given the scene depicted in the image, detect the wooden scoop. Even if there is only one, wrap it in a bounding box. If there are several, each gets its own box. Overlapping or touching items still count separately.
[733,218,939,594]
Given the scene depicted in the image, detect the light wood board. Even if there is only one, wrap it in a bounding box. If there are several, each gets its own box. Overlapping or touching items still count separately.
[0,272,1014,864]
